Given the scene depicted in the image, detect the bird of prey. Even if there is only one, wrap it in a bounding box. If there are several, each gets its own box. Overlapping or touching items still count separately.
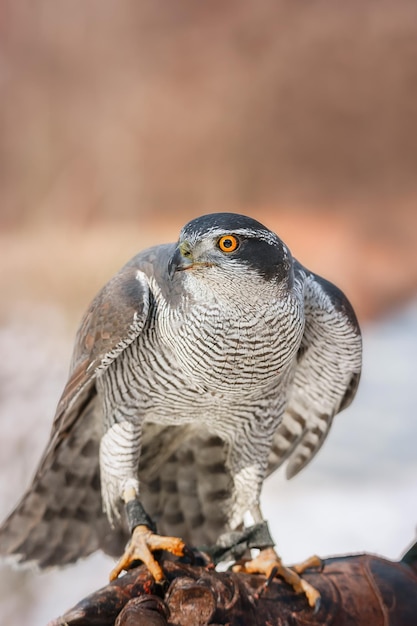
[0,213,362,607]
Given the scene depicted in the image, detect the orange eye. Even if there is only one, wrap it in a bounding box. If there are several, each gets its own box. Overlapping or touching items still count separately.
[218,235,239,253]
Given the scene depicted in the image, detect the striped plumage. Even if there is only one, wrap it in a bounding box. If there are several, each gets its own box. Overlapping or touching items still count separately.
[0,213,362,569]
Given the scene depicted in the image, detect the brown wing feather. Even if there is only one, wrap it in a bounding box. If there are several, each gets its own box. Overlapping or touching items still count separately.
[0,253,154,565]
[47,259,152,457]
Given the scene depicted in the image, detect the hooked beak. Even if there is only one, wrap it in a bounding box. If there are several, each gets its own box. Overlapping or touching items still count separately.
[168,241,214,279]
[168,242,194,278]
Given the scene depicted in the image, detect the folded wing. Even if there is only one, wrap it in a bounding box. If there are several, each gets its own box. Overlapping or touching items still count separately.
[267,263,362,479]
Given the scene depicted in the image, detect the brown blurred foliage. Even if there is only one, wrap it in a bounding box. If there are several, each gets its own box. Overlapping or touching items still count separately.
[0,0,416,321]
[1,0,417,224]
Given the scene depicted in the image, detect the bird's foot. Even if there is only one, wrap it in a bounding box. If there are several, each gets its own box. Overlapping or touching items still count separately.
[292,553,323,575]
[109,524,186,582]
[232,547,321,610]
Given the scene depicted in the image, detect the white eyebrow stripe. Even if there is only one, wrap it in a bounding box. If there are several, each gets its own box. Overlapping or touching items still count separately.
[186,226,280,246]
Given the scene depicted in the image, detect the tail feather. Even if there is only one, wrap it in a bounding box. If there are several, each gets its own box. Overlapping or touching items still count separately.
[0,399,127,568]
[140,429,231,547]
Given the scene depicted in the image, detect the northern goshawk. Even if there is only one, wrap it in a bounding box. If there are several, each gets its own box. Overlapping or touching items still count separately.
[0,213,362,607]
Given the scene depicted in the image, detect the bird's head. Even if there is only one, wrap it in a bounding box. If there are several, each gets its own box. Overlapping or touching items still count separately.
[168,213,293,290]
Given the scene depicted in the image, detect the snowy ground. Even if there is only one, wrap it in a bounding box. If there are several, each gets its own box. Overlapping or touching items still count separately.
[0,300,416,625]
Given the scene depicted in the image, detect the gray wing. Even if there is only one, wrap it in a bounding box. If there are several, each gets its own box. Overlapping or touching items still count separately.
[267,263,362,480]
[0,245,174,566]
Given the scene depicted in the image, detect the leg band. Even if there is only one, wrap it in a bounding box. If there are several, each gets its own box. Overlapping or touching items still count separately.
[202,521,275,564]
[126,498,156,534]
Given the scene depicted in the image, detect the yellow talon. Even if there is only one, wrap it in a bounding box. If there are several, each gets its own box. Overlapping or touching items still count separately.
[110,524,185,582]
[232,547,321,609]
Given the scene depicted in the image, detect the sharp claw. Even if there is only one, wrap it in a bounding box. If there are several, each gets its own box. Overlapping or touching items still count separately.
[265,565,278,587]
[190,545,216,568]
[109,562,123,582]
[254,565,278,600]
[180,545,196,565]
[313,595,322,614]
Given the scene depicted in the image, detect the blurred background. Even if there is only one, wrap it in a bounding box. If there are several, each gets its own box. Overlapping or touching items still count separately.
[0,1,416,623]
